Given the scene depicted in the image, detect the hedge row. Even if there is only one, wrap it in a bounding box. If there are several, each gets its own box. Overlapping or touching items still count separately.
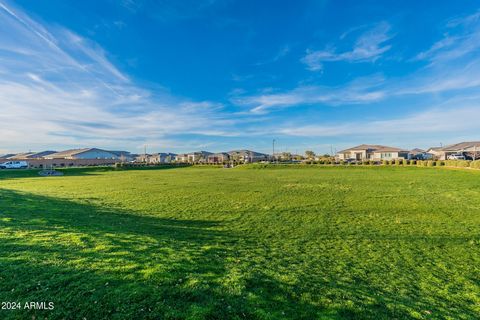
[304,159,480,169]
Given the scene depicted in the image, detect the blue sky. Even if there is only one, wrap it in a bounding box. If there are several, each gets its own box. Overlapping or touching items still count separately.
[1,0,480,154]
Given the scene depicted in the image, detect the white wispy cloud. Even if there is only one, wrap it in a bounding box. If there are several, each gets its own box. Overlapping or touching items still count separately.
[276,101,480,139]
[302,22,392,71]
[234,11,480,115]
[415,10,480,64]
[0,1,241,153]
[231,75,386,114]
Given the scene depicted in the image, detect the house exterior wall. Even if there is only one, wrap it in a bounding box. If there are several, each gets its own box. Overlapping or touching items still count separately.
[175,154,188,162]
[26,158,118,168]
[371,152,408,160]
[71,150,119,160]
[208,154,229,163]
[338,150,368,160]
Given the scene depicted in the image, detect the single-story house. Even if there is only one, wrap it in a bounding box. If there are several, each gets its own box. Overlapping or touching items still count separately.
[176,151,213,163]
[337,144,409,161]
[109,151,135,162]
[426,147,444,160]
[207,153,230,163]
[45,148,120,160]
[135,154,151,163]
[147,153,177,164]
[227,150,269,163]
[175,153,189,163]
[189,151,213,163]
[427,142,480,160]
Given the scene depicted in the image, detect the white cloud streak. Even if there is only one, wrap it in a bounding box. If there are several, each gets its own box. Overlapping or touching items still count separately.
[0,1,243,153]
[302,22,392,71]
[276,103,480,138]
[231,75,386,114]
[415,11,480,64]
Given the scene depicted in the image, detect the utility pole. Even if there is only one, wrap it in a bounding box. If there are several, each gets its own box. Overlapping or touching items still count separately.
[272,139,276,163]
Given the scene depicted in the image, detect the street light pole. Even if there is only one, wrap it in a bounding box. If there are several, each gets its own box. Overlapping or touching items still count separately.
[272,139,276,163]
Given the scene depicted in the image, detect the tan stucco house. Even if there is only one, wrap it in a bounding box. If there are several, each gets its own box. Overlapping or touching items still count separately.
[337,144,409,161]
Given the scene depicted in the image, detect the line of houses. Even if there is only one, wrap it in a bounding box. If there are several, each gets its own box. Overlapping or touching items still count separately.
[0,148,271,168]
[131,150,270,164]
[1,141,478,169]
[336,141,480,161]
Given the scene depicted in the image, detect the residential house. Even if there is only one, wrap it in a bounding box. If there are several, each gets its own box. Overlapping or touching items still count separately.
[429,141,480,160]
[207,153,230,163]
[227,150,269,163]
[135,154,151,163]
[147,153,177,164]
[426,147,445,160]
[337,144,409,161]
[176,151,213,163]
[45,148,120,160]
[175,153,189,163]
[109,151,134,162]
[189,151,212,163]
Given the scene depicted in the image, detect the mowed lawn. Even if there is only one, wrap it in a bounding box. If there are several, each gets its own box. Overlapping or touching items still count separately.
[0,166,479,319]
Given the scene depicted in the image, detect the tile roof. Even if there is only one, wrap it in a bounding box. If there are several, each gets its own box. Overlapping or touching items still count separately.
[338,144,407,153]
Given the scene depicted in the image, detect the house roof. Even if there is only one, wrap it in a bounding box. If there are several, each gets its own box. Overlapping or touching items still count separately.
[6,151,57,159]
[25,151,57,159]
[338,144,407,153]
[209,152,230,157]
[6,152,34,159]
[109,150,132,157]
[151,153,177,157]
[0,153,16,159]
[227,150,268,157]
[46,148,112,158]
[441,141,480,151]
[186,151,213,156]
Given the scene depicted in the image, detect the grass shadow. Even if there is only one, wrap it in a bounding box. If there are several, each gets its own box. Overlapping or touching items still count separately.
[0,189,324,319]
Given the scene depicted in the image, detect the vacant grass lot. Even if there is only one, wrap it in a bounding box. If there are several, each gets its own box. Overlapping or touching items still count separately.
[0,166,479,319]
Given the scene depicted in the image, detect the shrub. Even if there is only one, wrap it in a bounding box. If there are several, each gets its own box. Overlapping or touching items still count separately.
[426,160,436,167]
[438,161,445,166]
[396,159,403,166]
[410,160,416,165]
[445,160,471,167]
[470,160,480,169]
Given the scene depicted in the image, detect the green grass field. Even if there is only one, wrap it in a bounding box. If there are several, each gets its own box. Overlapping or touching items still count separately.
[0,166,479,319]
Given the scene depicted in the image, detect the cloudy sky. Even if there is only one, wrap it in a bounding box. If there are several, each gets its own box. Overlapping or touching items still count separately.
[1,0,479,154]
